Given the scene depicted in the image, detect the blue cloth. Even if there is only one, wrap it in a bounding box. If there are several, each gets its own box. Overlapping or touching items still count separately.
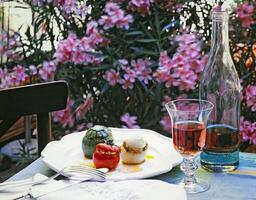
[154,153,256,200]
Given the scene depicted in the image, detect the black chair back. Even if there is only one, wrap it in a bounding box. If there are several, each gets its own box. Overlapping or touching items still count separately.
[0,81,68,153]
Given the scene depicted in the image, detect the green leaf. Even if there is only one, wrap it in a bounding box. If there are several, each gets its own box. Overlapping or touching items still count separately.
[136,39,158,43]
[130,47,158,56]
[83,64,113,71]
[241,72,252,80]
[101,83,110,93]
[82,51,104,57]
[154,10,160,35]
[139,81,155,97]
[139,22,154,39]
[125,31,144,36]
[25,27,31,39]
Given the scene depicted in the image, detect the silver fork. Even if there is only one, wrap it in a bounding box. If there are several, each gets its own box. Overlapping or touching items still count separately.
[0,165,108,191]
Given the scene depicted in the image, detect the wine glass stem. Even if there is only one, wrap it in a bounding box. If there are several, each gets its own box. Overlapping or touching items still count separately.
[180,157,198,186]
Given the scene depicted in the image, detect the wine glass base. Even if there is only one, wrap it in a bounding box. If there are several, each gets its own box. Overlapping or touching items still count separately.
[180,179,210,194]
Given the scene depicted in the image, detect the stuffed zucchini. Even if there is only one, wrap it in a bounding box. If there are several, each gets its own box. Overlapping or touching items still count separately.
[82,125,113,158]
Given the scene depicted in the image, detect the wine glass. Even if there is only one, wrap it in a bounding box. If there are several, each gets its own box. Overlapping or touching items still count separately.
[165,99,213,193]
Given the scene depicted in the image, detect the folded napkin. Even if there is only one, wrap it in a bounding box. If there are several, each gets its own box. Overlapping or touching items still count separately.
[0,174,58,200]
[34,179,187,200]
[1,175,187,200]
[0,174,72,200]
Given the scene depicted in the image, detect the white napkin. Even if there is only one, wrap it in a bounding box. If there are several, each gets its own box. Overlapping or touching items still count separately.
[35,180,187,200]
[0,174,62,200]
[0,175,187,200]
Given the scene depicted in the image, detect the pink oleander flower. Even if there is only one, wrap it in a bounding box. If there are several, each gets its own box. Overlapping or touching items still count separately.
[154,32,205,91]
[99,2,133,30]
[60,0,77,15]
[153,69,169,83]
[160,115,172,132]
[118,66,137,89]
[245,85,256,112]
[131,58,150,70]
[105,2,120,13]
[162,95,172,107]
[55,33,77,63]
[113,58,153,89]
[176,102,199,112]
[118,59,129,65]
[32,0,43,6]
[12,65,28,85]
[86,20,99,35]
[75,96,94,120]
[137,67,152,84]
[76,122,94,131]
[240,116,256,144]
[119,75,134,89]
[158,51,173,70]
[86,21,105,47]
[236,2,255,28]
[74,2,88,17]
[0,65,29,88]
[174,34,201,61]
[188,55,208,73]
[131,58,152,84]
[55,32,104,65]
[29,65,38,75]
[76,123,86,131]
[0,31,21,60]
[33,0,87,17]
[123,67,137,82]
[164,74,175,88]
[0,68,11,88]
[52,98,75,128]
[39,61,56,81]
[128,0,154,16]
[172,69,197,91]
[121,113,140,128]
[176,33,197,45]
[154,51,173,86]
[86,122,94,128]
[104,69,119,86]
[179,42,201,59]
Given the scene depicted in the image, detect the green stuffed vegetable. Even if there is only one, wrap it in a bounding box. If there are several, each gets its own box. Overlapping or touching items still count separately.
[82,125,114,158]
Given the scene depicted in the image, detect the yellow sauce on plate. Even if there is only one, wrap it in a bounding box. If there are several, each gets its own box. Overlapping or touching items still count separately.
[122,164,142,172]
[145,154,154,159]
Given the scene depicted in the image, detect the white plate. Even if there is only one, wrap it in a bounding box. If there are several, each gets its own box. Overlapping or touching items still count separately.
[41,128,182,181]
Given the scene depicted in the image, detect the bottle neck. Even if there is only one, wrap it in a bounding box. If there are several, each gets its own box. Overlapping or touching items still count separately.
[211,19,229,50]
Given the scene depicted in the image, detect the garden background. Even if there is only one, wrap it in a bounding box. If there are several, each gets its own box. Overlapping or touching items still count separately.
[0,0,256,164]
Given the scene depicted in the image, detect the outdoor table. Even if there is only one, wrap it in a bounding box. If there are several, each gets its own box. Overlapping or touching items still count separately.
[7,152,256,200]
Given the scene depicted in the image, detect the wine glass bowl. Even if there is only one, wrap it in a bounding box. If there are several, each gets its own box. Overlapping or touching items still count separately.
[165,99,213,194]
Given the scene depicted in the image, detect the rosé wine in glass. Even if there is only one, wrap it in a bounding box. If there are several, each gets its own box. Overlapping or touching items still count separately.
[166,99,213,194]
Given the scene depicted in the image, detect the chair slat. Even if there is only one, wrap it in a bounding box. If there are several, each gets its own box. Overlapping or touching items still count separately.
[0,81,68,119]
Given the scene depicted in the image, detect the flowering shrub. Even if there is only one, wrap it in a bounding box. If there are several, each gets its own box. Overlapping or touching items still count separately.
[236,2,254,28]
[0,1,256,151]
[155,34,207,91]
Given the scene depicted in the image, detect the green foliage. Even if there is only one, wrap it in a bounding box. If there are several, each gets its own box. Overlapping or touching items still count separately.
[14,140,37,166]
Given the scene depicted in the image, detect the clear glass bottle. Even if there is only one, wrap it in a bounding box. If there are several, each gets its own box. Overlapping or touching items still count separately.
[199,10,241,172]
